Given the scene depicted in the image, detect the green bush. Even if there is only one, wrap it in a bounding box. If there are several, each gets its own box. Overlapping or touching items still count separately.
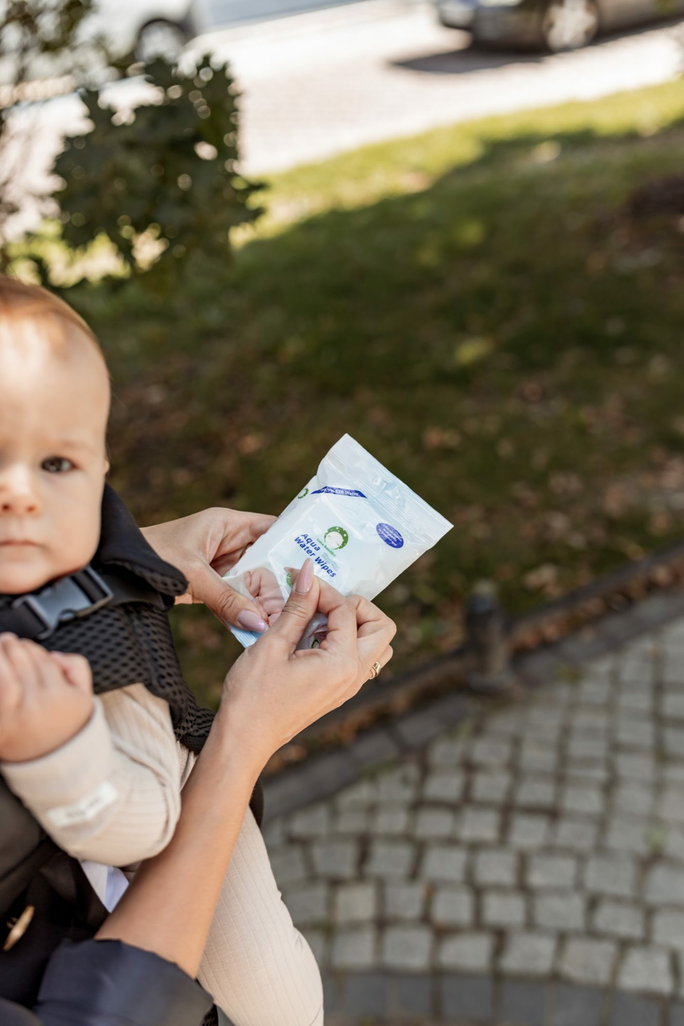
[53,54,263,284]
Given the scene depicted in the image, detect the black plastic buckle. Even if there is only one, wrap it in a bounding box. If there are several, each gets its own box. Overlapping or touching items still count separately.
[10,567,114,641]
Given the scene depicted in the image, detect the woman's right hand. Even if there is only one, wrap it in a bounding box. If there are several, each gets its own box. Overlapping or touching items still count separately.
[217,558,396,768]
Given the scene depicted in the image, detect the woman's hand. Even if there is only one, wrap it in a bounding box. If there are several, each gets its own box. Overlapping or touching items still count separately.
[0,633,93,763]
[217,559,396,768]
[141,507,276,635]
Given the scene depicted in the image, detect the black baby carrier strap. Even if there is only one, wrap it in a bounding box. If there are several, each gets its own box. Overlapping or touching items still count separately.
[0,485,263,1024]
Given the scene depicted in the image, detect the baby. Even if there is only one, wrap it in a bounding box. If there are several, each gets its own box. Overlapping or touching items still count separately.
[0,276,324,1026]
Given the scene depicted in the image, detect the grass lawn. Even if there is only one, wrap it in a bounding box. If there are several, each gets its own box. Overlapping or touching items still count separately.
[23,79,684,709]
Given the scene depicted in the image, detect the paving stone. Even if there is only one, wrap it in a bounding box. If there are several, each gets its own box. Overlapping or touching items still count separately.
[438,933,494,973]
[364,841,415,879]
[514,778,557,810]
[616,716,656,750]
[262,818,285,847]
[644,862,684,907]
[331,927,377,970]
[533,893,586,931]
[519,742,557,773]
[285,881,329,925]
[652,910,684,951]
[471,737,513,768]
[528,705,565,729]
[486,710,523,736]
[334,808,369,835]
[664,692,684,719]
[301,927,327,965]
[471,771,511,804]
[561,784,605,817]
[440,975,493,1022]
[552,817,599,852]
[482,891,527,928]
[340,974,387,1017]
[665,762,684,785]
[269,845,309,886]
[508,814,551,850]
[585,854,637,898]
[553,984,604,1026]
[572,708,611,733]
[290,802,331,838]
[457,807,501,843]
[473,848,518,887]
[566,737,608,762]
[613,784,655,818]
[614,753,657,783]
[527,853,577,890]
[427,735,469,767]
[333,882,378,925]
[384,881,427,921]
[311,839,360,880]
[671,1001,684,1026]
[603,816,652,856]
[592,900,644,940]
[381,925,433,971]
[659,789,684,825]
[617,690,653,713]
[499,932,557,977]
[665,827,684,863]
[664,728,684,758]
[369,807,410,836]
[414,808,456,839]
[335,778,377,810]
[578,679,612,705]
[617,946,674,995]
[565,764,610,785]
[558,937,617,986]
[610,992,660,1026]
[431,886,475,926]
[500,980,547,1026]
[388,974,433,1018]
[376,764,420,802]
[420,844,469,883]
[422,769,465,803]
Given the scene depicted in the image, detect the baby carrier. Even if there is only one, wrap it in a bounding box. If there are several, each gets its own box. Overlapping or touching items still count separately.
[0,484,263,1023]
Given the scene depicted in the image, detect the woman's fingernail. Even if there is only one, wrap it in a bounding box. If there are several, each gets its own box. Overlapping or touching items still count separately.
[295,558,314,595]
[237,610,269,633]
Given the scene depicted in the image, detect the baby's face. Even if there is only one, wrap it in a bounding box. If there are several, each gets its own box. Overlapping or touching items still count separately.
[0,327,110,594]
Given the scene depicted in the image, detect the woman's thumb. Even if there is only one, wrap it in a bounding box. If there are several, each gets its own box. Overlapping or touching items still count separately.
[193,563,269,634]
[265,559,317,648]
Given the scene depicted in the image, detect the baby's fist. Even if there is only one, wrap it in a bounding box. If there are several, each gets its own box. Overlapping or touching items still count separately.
[0,634,94,763]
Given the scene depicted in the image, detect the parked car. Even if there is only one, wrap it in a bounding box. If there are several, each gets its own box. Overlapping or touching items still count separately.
[434,0,684,51]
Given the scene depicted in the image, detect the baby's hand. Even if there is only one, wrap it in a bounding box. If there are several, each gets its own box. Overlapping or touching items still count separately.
[0,633,94,763]
[243,567,287,626]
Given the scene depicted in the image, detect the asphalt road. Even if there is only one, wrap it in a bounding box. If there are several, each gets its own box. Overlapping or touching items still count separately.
[193,0,683,173]
[1,0,682,236]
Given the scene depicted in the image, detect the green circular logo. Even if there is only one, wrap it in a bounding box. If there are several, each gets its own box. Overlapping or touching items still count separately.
[324,526,349,551]
[297,487,309,499]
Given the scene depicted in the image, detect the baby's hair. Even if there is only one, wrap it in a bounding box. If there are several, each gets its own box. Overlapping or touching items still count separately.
[0,276,112,471]
[0,273,103,361]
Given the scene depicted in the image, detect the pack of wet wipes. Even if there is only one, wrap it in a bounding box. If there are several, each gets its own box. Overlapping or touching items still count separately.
[224,434,453,649]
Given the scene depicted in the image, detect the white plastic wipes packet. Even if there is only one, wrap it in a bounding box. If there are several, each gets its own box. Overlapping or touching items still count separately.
[224,434,453,649]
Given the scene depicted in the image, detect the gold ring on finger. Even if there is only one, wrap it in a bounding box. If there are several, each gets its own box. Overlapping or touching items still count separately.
[368,661,382,680]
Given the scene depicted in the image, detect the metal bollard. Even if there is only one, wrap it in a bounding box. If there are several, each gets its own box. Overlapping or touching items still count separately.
[465,580,513,693]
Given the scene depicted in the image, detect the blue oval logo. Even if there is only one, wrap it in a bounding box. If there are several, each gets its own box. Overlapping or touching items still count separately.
[376,523,404,548]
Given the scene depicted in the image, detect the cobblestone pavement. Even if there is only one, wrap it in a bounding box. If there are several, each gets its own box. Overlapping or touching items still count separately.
[261,608,684,1024]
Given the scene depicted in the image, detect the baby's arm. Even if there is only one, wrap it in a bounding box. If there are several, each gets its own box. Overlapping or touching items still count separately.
[0,634,181,867]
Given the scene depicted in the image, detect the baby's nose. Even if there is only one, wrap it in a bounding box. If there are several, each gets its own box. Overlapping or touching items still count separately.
[0,467,40,515]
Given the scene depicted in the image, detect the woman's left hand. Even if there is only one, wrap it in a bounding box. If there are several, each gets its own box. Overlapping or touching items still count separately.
[141,508,276,634]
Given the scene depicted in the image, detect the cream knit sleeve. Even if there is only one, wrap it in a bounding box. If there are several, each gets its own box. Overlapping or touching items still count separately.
[1,683,182,867]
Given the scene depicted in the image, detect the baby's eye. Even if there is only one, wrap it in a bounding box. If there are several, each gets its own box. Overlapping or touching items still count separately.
[42,456,74,474]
